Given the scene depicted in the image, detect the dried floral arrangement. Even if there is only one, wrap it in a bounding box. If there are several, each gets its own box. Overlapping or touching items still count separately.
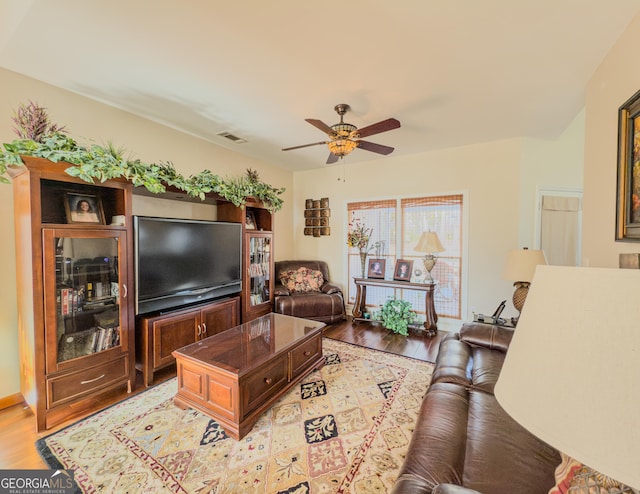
[347,215,373,253]
[0,102,285,211]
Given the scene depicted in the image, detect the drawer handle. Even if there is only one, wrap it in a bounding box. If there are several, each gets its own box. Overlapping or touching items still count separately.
[80,374,105,385]
[197,324,202,336]
[264,377,273,385]
[304,351,311,356]
[202,322,207,336]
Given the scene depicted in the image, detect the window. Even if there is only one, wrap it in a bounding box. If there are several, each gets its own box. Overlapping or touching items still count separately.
[347,194,463,319]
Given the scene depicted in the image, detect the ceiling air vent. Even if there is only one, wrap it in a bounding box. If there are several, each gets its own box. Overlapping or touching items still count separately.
[217,131,247,144]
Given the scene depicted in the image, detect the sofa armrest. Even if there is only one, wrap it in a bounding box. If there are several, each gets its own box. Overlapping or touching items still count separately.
[273,285,291,296]
[458,322,514,352]
[321,282,342,295]
[432,484,483,494]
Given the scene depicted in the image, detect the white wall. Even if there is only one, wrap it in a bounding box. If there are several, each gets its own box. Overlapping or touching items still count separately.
[520,109,586,245]
[292,129,584,326]
[0,68,294,398]
[584,11,640,266]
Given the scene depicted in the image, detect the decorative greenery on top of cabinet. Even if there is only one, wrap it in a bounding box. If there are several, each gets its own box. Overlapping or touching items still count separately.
[0,101,285,211]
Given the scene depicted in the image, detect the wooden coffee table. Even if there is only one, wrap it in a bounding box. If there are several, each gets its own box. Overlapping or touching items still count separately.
[172,313,325,440]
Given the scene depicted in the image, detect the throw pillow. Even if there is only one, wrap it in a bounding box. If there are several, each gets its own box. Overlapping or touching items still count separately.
[280,267,324,293]
[548,453,638,494]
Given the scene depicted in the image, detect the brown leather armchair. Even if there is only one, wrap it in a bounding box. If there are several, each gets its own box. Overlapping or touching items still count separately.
[273,260,346,324]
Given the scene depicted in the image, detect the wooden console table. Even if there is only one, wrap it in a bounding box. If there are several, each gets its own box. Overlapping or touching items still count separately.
[352,278,438,336]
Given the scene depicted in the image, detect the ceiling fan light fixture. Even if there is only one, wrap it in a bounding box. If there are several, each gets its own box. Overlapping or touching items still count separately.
[327,139,358,157]
[331,122,357,138]
[282,103,400,163]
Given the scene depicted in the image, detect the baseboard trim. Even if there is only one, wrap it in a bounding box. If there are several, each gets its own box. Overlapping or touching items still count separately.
[0,392,25,410]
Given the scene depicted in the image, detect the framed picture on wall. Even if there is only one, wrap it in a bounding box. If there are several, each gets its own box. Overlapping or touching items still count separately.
[367,258,385,279]
[64,193,105,224]
[393,259,413,282]
[616,88,640,241]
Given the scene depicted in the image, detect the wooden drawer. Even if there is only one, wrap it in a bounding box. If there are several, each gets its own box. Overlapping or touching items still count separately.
[290,334,322,378]
[242,355,288,415]
[47,355,129,408]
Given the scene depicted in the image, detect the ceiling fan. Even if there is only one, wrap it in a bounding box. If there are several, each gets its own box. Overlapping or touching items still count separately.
[282,104,401,164]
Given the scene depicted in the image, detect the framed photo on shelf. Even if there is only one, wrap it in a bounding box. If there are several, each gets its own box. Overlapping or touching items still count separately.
[64,192,105,224]
[393,259,413,282]
[245,211,257,230]
[367,258,386,279]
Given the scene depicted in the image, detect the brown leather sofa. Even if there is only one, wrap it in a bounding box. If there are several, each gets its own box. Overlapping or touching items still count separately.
[273,260,346,324]
[391,322,561,494]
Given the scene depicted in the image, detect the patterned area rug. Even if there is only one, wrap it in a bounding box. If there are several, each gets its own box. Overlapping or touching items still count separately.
[37,339,434,493]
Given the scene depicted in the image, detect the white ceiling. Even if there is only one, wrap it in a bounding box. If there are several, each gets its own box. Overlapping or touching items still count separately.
[2,0,640,172]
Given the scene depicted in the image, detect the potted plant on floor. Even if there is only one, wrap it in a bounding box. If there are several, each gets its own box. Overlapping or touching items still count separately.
[379,298,417,336]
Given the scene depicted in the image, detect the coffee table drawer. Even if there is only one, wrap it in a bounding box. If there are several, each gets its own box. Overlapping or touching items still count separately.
[290,334,322,378]
[242,355,288,413]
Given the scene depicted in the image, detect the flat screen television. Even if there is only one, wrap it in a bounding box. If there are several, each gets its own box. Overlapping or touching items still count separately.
[134,216,242,315]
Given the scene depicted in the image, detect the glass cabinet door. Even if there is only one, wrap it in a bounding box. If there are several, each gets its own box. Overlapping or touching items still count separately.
[43,229,128,373]
[248,235,271,308]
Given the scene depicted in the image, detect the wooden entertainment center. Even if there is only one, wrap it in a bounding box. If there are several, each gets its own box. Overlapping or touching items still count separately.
[9,156,275,431]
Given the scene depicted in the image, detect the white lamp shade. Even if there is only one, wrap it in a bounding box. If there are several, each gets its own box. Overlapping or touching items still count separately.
[415,231,445,253]
[495,265,640,489]
[502,248,546,283]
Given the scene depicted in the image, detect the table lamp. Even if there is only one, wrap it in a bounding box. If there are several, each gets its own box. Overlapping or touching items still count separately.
[495,265,640,489]
[414,231,445,282]
[502,247,546,313]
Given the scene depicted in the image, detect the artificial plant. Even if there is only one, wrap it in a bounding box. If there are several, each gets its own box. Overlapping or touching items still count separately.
[378,298,417,336]
[0,102,285,211]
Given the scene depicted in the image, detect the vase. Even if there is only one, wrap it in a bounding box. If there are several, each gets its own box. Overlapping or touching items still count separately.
[359,251,367,278]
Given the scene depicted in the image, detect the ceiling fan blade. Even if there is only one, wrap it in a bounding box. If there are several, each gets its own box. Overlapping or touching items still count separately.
[356,118,401,138]
[305,118,335,136]
[326,152,339,164]
[357,140,395,155]
[282,141,327,151]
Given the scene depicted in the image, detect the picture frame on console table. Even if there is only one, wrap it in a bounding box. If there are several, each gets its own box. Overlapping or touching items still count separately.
[616,88,640,241]
[393,259,413,282]
[367,258,385,279]
[64,192,105,225]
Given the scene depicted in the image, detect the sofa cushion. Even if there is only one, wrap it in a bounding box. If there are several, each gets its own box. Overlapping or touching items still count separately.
[279,267,324,293]
[458,322,513,352]
[431,338,506,394]
[275,260,331,282]
[392,382,469,491]
[462,389,560,494]
[430,338,474,388]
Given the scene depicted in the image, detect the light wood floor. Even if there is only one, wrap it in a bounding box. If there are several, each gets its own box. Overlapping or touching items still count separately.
[0,318,445,470]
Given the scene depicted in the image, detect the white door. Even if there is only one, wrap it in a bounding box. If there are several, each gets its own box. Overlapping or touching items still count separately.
[535,188,582,266]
